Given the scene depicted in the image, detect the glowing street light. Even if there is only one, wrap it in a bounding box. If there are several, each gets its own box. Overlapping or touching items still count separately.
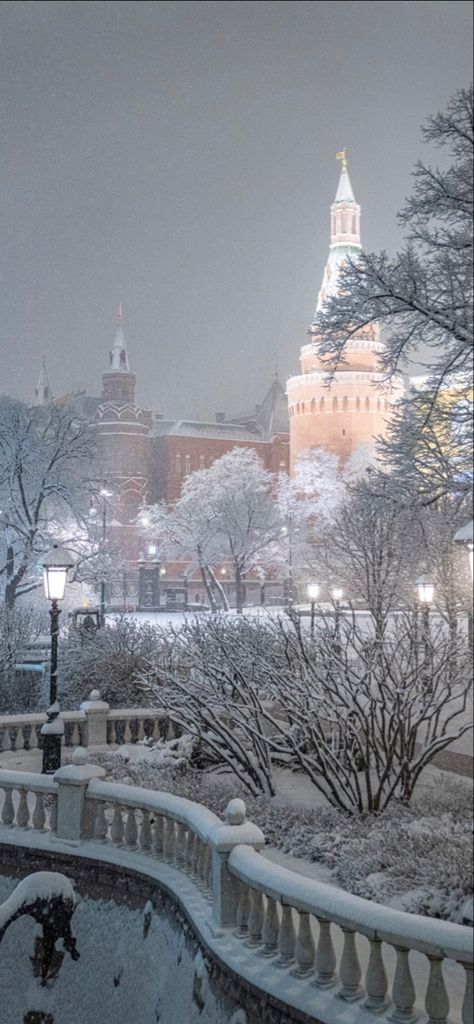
[416,576,434,691]
[307,583,320,638]
[40,544,75,774]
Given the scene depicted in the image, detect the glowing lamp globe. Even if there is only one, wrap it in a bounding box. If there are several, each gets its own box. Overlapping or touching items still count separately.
[417,576,434,605]
[41,544,75,602]
[307,583,320,601]
[332,587,344,602]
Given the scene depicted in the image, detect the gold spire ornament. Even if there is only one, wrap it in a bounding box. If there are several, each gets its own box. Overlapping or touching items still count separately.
[336,149,348,170]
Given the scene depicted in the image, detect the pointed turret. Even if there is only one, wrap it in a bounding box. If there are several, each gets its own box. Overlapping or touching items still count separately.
[109,302,130,372]
[34,356,52,406]
[101,305,136,404]
[312,151,362,319]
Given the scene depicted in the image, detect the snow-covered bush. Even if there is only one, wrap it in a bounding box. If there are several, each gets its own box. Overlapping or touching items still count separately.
[59,617,174,708]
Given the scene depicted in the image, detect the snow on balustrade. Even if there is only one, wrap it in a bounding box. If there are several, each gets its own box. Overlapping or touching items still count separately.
[0,762,472,1024]
[0,770,58,831]
[228,844,473,1024]
[85,777,219,894]
[105,707,171,745]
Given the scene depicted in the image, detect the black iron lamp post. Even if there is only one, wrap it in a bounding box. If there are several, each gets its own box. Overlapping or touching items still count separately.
[331,587,344,648]
[307,583,320,638]
[454,520,473,652]
[417,576,435,692]
[40,543,74,774]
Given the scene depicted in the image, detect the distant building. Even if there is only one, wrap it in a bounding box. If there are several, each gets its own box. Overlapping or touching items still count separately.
[287,153,403,473]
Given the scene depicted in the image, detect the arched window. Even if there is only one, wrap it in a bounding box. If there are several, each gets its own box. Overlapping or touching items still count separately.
[352,215,357,234]
[332,397,338,412]
[365,397,370,411]
[296,403,300,415]
[199,455,205,470]
[301,401,305,413]
[311,398,315,412]
[320,397,325,412]
[175,453,182,475]
[185,455,191,474]
[343,396,349,411]
[356,397,361,412]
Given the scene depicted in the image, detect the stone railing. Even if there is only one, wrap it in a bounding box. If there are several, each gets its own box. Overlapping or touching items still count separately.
[0,690,172,753]
[0,751,472,1024]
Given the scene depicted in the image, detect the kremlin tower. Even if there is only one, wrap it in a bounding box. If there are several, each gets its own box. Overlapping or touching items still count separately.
[287,153,402,472]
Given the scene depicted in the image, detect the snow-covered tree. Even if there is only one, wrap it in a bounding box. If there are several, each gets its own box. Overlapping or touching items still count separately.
[313,86,473,424]
[0,397,97,608]
[143,449,282,613]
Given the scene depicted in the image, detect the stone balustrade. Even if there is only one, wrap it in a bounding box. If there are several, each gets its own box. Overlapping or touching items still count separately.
[0,753,472,1024]
[0,690,171,753]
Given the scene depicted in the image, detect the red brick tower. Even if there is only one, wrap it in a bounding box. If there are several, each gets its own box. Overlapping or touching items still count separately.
[287,154,402,473]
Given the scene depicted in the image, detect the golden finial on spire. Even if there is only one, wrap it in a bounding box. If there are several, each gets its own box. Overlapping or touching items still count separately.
[336,149,347,170]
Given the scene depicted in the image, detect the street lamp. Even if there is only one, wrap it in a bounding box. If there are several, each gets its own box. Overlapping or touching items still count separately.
[307,583,320,638]
[40,543,75,774]
[331,587,343,644]
[454,520,474,650]
[417,576,434,691]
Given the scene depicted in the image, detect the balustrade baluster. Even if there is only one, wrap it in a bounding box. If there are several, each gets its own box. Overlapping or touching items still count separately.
[139,810,152,851]
[125,807,138,848]
[72,723,81,746]
[261,897,279,956]
[0,728,7,752]
[184,828,194,873]
[247,888,264,947]
[82,798,96,839]
[163,818,175,861]
[461,962,473,1024]
[32,793,46,831]
[152,815,164,857]
[425,956,449,1024]
[203,846,212,894]
[390,946,418,1024]
[194,838,205,881]
[34,725,43,750]
[174,822,186,867]
[123,719,132,744]
[190,833,200,877]
[293,911,315,976]
[106,721,113,744]
[94,801,108,842]
[22,725,31,751]
[235,882,250,938]
[339,928,363,1001]
[2,788,15,826]
[365,938,388,1011]
[17,789,30,828]
[49,797,58,833]
[137,719,145,741]
[277,905,296,966]
[9,727,18,752]
[111,805,124,845]
[314,917,337,988]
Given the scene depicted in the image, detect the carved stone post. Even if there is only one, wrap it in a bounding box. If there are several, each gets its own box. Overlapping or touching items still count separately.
[207,798,264,934]
[54,747,105,843]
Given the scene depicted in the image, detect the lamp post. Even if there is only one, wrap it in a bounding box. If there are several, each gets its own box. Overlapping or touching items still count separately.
[332,587,343,647]
[40,543,74,774]
[454,520,473,651]
[417,576,434,692]
[307,583,320,638]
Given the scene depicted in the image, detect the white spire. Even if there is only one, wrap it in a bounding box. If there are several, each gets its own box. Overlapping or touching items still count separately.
[311,153,362,321]
[109,302,130,372]
[34,355,52,405]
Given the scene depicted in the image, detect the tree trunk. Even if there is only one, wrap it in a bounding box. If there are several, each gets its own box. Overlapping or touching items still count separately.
[207,566,229,611]
[196,544,217,611]
[235,565,244,614]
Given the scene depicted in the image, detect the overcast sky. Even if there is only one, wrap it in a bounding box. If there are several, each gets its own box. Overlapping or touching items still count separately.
[1,1,472,419]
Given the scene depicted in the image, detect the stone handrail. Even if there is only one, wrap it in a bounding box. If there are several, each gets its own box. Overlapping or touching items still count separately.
[0,691,172,752]
[0,756,472,1024]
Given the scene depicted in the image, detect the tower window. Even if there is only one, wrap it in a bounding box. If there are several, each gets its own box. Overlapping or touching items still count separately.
[311,398,315,412]
[365,397,370,411]
[343,396,349,411]
[175,454,182,475]
[356,397,361,411]
[342,429,346,436]
[199,455,205,470]
[185,455,191,474]
[320,397,325,412]
[332,397,338,412]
